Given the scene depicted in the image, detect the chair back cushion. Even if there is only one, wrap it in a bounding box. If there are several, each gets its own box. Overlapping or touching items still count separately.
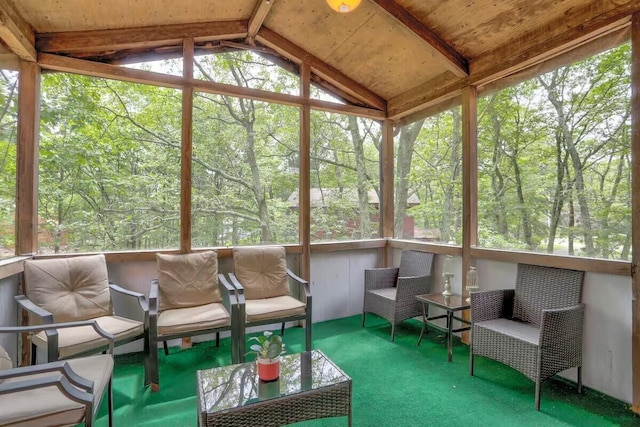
[24,255,112,323]
[233,246,289,300]
[513,264,584,326]
[398,250,434,278]
[0,345,12,370]
[157,251,220,311]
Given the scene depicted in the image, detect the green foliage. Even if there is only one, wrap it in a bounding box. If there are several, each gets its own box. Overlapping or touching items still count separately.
[248,330,285,361]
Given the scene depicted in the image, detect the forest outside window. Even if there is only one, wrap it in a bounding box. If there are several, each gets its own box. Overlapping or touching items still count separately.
[308,111,381,242]
[192,93,299,247]
[38,73,182,254]
[394,105,463,244]
[476,42,631,260]
[0,69,18,260]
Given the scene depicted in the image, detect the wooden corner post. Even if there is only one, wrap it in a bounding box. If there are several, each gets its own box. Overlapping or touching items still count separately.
[631,12,640,416]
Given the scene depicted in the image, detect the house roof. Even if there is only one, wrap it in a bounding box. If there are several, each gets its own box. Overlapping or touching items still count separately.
[1,0,637,121]
[288,188,420,207]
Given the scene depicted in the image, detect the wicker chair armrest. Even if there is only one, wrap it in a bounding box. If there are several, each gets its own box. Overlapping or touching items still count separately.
[286,268,312,299]
[226,273,246,305]
[0,319,115,354]
[218,274,239,311]
[148,279,159,316]
[109,283,148,324]
[396,275,433,306]
[0,374,94,406]
[364,267,399,291]
[540,303,585,347]
[14,295,54,323]
[470,289,515,323]
[0,360,94,393]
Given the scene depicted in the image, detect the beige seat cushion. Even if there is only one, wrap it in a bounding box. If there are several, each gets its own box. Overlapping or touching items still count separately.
[24,254,112,323]
[0,354,112,427]
[32,315,143,358]
[245,296,306,323]
[158,302,230,336]
[368,287,397,301]
[0,345,12,371]
[233,246,290,300]
[157,251,221,311]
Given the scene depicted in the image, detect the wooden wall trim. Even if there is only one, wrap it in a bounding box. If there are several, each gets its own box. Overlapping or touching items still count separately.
[387,239,462,256]
[0,256,29,280]
[180,39,194,253]
[630,11,640,415]
[300,62,311,280]
[461,86,478,301]
[16,60,40,256]
[381,119,394,267]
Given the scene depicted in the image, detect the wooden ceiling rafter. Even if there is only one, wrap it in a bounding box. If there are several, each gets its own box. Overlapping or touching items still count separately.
[36,20,249,56]
[256,27,386,112]
[470,2,640,87]
[38,52,385,120]
[371,0,468,77]
[0,0,36,61]
[247,0,275,43]
[390,2,640,122]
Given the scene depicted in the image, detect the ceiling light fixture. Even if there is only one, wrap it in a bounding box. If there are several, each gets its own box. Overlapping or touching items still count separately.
[326,0,362,13]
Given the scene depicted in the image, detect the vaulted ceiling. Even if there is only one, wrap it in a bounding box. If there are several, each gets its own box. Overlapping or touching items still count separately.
[1,0,638,120]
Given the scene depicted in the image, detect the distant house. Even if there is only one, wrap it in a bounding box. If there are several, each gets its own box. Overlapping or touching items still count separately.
[287,188,420,238]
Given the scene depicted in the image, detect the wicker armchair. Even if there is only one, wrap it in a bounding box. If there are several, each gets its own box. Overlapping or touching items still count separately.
[16,254,151,387]
[222,246,312,362]
[469,263,585,410]
[149,251,241,390]
[362,250,434,341]
[0,320,114,427]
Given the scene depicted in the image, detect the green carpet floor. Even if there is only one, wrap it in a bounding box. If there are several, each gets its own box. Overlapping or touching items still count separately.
[95,315,640,426]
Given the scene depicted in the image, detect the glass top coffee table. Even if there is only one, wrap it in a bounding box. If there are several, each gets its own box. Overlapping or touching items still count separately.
[197,349,352,426]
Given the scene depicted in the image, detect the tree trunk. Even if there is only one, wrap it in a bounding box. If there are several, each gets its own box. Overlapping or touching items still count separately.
[394,120,424,238]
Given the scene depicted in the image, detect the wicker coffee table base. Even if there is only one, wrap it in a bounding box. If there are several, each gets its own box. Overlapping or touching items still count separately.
[199,379,352,427]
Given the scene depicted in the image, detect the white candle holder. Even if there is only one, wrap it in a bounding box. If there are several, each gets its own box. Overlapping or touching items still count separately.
[442,255,454,296]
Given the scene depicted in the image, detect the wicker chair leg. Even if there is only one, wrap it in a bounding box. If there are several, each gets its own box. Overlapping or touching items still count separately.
[362,312,366,327]
[281,322,285,335]
[30,342,37,365]
[535,382,541,411]
[108,376,114,427]
[469,353,474,376]
[216,332,220,347]
[163,341,169,356]
[390,324,395,342]
[577,366,583,393]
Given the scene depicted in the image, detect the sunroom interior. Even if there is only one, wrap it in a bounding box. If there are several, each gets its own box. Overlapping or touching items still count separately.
[0,0,639,422]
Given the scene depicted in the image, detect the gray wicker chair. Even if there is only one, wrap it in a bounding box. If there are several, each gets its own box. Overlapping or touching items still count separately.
[362,250,435,341]
[149,251,241,391]
[0,320,114,427]
[469,263,585,410]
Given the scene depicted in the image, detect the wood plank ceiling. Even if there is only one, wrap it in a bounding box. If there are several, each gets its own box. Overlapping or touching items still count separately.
[4,0,640,120]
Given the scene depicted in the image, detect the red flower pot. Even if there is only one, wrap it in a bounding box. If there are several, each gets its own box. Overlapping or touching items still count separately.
[257,357,280,382]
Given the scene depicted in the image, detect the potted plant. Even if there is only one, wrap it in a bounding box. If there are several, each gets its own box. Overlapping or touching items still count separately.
[249,330,285,382]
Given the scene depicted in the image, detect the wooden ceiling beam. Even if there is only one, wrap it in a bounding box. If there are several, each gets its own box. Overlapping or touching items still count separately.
[36,20,248,54]
[387,72,463,120]
[247,0,275,42]
[256,27,386,112]
[37,52,385,120]
[0,0,36,61]
[391,2,640,121]
[371,0,468,77]
[470,2,640,86]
